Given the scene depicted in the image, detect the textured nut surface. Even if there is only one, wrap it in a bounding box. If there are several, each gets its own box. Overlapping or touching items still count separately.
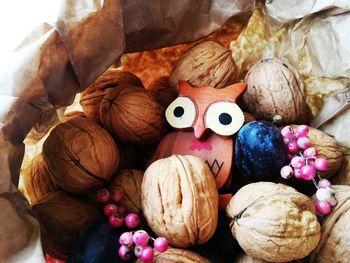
[310,185,350,263]
[32,191,100,259]
[108,169,143,213]
[169,41,238,89]
[226,182,320,262]
[291,125,343,178]
[42,117,119,194]
[137,247,211,263]
[234,253,266,263]
[21,154,57,204]
[100,86,167,145]
[243,58,305,123]
[80,68,143,123]
[332,155,350,185]
[142,155,218,248]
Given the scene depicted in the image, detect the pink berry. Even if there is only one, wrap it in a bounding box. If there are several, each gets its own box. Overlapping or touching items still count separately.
[318,179,331,189]
[294,168,303,179]
[154,237,168,253]
[291,156,305,169]
[125,213,140,228]
[328,197,338,207]
[96,188,110,203]
[104,204,118,217]
[307,160,315,168]
[118,245,133,260]
[134,245,143,258]
[296,125,309,137]
[287,141,299,154]
[280,166,293,179]
[314,157,329,171]
[297,137,311,150]
[111,188,123,203]
[303,147,317,158]
[133,230,150,246]
[315,201,331,215]
[281,126,294,138]
[140,246,154,262]
[119,232,134,246]
[283,137,291,145]
[300,165,316,180]
[109,214,124,228]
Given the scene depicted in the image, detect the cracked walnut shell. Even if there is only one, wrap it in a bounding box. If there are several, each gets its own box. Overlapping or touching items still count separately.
[142,155,218,248]
[42,117,120,194]
[226,182,320,262]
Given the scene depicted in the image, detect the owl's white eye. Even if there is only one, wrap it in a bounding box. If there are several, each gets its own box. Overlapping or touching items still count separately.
[205,102,244,136]
[165,97,196,129]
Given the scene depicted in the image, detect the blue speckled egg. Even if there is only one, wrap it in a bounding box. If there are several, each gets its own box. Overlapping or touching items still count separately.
[235,121,286,181]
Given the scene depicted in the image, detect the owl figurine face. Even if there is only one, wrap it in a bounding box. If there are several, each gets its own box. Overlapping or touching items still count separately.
[165,81,247,140]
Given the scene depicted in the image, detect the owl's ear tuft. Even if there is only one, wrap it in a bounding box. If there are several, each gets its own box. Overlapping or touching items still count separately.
[225,83,247,101]
[178,80,193,95]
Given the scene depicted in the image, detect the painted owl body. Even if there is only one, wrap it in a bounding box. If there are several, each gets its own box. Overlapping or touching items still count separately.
[151,81,246,209]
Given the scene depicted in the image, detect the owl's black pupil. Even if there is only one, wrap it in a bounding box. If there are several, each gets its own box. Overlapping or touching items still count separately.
[173,106,184,117]
[219,113,232,125]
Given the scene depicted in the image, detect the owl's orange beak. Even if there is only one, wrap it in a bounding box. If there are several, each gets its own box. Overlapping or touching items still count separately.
[193,118,207,141]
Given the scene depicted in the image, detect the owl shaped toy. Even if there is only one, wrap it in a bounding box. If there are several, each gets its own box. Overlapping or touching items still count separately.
[151,81,247,209]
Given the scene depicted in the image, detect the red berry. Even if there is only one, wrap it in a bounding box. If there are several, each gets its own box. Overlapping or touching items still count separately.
[118,245,133,260]
[117,205,126,216]
[154,237,168,252]
[300,165,316,180]
[133,230,149,246]
[287,141,298,154]
[125,213,140,228]
[96,188,110,203]
[315,157,329,171]
[119,231,134,246]
[104,204,118,217]
[315,201,331,215]
[109,214,124,228]
[111,187,124,202]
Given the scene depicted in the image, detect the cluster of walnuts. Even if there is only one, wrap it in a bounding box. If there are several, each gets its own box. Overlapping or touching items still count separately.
[21,40,349,262]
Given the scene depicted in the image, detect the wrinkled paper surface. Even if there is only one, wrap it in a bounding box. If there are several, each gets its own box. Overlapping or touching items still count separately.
[0,0,253,262]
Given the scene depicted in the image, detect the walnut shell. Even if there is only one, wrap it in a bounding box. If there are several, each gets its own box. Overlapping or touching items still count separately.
[331,155,350,185]
[80,68,143,123]
[137,247,211,263]
[142,155,218,248]
[100,85,167,145]
[243,58,305,124]
[42,117,120,194]
[169,41,238,89]
[21,154,58,204]
[226,182,320,262]
[32,191,100,259]
[108,169,143,213]
[147,76,178,108]
[291,125,343,178]
[310,185,350,263]
[234,253,266,263]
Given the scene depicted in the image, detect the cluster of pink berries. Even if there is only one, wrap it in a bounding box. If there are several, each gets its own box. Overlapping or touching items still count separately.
[280,125,337,215]
[96,188,168,262]
[119,230,168,262]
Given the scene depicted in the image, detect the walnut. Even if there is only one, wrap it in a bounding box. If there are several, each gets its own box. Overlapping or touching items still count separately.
[21,154,57,204]
[310,185,350,263]
[80,68,143,123]
[100,85,167,145]
[234,253,266,263]
[32,191,100,259]
[137,247,211,263]
[331,155,350,185]
[226,182,320,262]
[291,125,343,178]
[42,117,120,194]
[147,76,178,108]
[243,58,305,124]
[142,155,218,248]
[169,41,238,89]
[108,169,143,213]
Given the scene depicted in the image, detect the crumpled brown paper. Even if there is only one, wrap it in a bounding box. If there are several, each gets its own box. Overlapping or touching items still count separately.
[0,0,253,262]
